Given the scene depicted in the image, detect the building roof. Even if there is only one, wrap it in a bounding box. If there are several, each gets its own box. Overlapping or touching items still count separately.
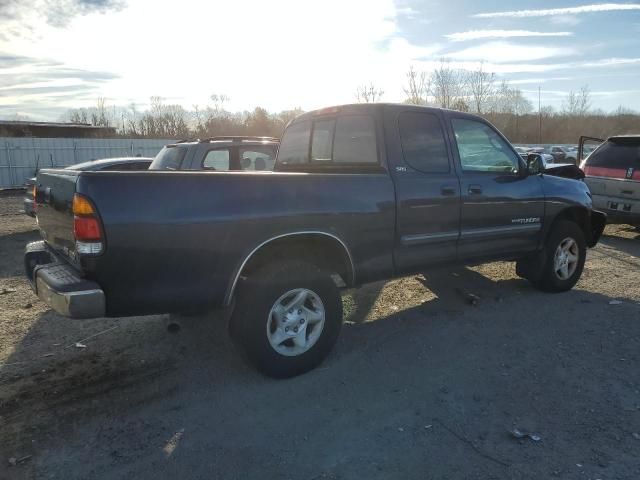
[0,120,112,130]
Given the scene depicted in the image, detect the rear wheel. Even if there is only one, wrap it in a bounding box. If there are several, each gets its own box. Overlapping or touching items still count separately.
[231,261,343,378]
[531,220,586,292]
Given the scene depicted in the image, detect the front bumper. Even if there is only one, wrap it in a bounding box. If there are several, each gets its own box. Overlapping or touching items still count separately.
[25,241,105,318]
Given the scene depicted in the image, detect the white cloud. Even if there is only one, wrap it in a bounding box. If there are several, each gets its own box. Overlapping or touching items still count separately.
[549,15,583,26]
[445,30,573,42]
[521,88,640,97]
[405,56,640,75]
[396,6,419,18]
[446,41,577,63]
[473,3,640,18]
[2,0,412,113]
[582,57,640,67]
[506,77,574,85]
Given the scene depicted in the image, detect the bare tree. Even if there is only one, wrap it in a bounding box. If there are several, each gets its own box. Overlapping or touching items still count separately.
[467,61,495,114]
[276,108,304,129]
[489,81,532,115]
[562,85,591,116]
[578,91,590,114]
[355,82,384,103]
[90,97,110,127]
[429,59,468,109]
[210,94,230,114]
[403,65,429,105]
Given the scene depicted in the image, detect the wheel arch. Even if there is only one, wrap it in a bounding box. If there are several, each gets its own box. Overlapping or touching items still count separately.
[224,231,355,306]
[547,206,600,247]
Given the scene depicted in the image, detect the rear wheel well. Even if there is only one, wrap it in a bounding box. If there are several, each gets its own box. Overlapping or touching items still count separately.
[228,234,354,303]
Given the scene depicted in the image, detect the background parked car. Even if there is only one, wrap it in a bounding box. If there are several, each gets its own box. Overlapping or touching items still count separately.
[149,136,279,172]
[550,146,578,165]
[23,157,152,217]
[581,135,640,224]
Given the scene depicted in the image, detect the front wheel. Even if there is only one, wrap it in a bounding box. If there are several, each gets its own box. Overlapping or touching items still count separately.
[531,220,586,292]
[231,261,343,378]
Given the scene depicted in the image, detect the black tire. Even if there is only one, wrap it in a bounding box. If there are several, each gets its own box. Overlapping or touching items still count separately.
[532,220,586,292]
[231,261,343,378]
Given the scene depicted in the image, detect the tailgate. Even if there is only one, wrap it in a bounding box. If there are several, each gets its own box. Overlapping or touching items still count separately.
[36,169,80,262]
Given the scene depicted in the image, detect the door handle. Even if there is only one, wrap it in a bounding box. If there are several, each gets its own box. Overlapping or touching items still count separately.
[441,186,457,196]
[468,185,483,195]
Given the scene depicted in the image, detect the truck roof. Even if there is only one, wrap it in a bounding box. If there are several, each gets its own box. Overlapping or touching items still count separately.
[291,103,481,124]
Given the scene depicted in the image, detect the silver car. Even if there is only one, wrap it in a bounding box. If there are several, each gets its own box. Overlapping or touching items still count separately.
[582,136,640,224]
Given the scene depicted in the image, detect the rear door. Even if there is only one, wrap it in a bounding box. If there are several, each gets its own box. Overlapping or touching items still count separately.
[448,115,544,260]
[390,109,460,272]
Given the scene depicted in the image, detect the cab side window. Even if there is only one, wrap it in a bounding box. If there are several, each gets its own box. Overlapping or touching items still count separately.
[452,118,520,174]
[311,119,335,162]
[332,115,377,164]
[398,112,449,173]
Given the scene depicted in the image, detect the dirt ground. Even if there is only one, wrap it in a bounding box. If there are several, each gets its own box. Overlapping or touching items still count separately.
[1,191,639,480]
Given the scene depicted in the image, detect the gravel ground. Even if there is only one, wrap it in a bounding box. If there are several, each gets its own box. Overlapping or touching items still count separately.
[1,191,639,480]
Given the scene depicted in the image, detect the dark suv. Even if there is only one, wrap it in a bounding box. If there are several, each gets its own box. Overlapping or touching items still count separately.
[149,136,279,172]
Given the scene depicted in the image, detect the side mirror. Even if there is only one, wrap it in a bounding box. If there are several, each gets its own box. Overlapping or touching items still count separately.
[526,153,544,175]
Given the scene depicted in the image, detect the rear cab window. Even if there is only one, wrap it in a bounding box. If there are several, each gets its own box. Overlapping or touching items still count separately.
[149,146,187,170]
[277,115,379,170]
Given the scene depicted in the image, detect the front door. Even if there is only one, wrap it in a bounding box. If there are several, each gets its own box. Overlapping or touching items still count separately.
[448,115,545,261]
[391,109,461,273]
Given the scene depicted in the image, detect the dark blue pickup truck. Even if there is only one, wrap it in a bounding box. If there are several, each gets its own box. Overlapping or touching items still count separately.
[26,104,605,377]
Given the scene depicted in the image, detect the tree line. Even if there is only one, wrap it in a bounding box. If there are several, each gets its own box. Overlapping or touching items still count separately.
[61,61,639,144]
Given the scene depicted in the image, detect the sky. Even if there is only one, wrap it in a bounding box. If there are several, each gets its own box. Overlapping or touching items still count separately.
[1,0,639,120]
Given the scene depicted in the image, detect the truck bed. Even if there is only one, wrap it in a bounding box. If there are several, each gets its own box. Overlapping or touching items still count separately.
[34,169,396,316]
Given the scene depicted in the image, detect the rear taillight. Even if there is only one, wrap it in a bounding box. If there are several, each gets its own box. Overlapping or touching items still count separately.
[73,194,103,254]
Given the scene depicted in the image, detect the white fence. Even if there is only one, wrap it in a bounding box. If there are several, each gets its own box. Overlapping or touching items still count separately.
[0,137,174,188]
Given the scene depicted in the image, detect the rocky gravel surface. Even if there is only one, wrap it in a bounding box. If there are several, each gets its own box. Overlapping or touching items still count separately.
[1,191,639,480]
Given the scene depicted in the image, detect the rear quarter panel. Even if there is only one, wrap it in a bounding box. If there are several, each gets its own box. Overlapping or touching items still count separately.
[76,170,395,316]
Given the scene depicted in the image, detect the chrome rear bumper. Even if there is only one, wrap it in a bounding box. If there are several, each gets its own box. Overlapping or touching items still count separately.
[25,241,106,319]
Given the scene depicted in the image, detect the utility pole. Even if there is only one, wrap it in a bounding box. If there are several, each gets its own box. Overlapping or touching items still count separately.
[538,86,542,144]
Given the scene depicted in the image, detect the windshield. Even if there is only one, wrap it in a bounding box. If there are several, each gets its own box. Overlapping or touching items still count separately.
[149,146,187,170]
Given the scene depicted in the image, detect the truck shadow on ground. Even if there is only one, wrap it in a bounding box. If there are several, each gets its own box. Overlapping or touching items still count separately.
[600,228,640,260]
[2,263,637,479]
[0,229,40,279]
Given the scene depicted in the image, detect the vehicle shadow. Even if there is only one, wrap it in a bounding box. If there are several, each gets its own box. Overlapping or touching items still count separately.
[0,229,40,279]
[1,264,638,479]
[599,225,640,260]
